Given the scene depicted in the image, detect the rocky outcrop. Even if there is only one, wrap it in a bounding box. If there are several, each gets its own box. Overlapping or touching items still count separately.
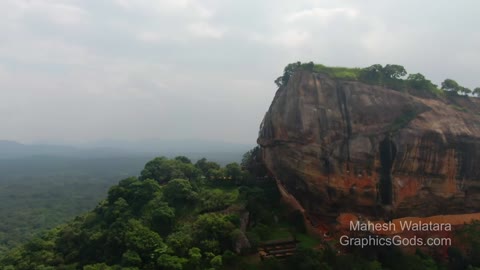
[233,211,251,254]
[258,71,480,220]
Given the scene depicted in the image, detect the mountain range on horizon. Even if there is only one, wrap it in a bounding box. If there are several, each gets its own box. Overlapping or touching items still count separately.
[0,139,253,160]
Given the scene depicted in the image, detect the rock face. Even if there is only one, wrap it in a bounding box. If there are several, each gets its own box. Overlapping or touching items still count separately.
[258,71,480,220]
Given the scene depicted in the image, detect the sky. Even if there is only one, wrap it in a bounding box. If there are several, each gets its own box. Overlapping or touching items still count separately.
[1,0,479,145]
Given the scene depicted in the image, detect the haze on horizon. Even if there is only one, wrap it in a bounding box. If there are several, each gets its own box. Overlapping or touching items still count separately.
[1,0,479,145]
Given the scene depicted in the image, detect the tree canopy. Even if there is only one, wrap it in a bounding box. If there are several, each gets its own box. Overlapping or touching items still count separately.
[441,79,460,92]
[139,157,200,183]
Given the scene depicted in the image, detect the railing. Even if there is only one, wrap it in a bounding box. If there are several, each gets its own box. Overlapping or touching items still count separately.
[257,238,299,260]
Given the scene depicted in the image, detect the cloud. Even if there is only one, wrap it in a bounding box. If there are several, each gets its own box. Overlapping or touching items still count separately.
[286,7,358,23]
[136,31,167,43]
[0,0,479,144]
[34,1,88,25]
[5,0,88,25]
[113,0,213,18]
[114,0,190,11]
[251,30,311,48]
[0,38,95,66]
[187,22,226,39]
[112,0,222,43]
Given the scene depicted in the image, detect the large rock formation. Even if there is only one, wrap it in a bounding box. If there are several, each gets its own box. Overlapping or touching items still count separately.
[258,71,480,220]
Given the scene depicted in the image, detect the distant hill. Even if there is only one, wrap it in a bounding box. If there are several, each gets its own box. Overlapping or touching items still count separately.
[80,139,253,154]
[0,140,77,159]
[0,139,253,161]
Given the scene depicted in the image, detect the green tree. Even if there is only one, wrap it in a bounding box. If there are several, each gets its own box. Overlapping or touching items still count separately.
[140,157,200,184]
[408,73,426,82]
[195,158,221,179]
[301,61,315,72]
[193,214,236,251]
[241,147,259,169]
[241,146,267,177]
[166,226,194,256]
[199,189,234,212]
[225,163,242,182]
[83,263,113,270]
[206,168,226,180]
[210,255,223,269]
[459,87,472,95]
[274,76,283,88]
[104,197,130,223]
[407,73,437,92]
[130,179,161,209]
[106,178,161,212]
[441,79,460,92]
[163,179,197,205]
[457,220,480,266]
[142,198,175,235]
[156,254,187,270]
[360,64,384,82]
[279,62,302,86]
[107,177,138,204]
[473,87,480,97]
[187,247,202,269]
[383,64,407,79]
[121,250,142,267]
[175,156,192,164]
[124,219,163,260]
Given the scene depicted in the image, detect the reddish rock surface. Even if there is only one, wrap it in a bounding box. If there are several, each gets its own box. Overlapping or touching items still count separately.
[258,70,480,221]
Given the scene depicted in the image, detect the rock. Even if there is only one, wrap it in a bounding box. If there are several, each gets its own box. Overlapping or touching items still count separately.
[258,70,480,220]
[234,230,251,254]
[234,211,251,253]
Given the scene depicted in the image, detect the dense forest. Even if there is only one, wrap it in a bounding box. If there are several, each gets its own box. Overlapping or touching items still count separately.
[1,149,480,269]
[0,152,243,256]
[0,156,152,255]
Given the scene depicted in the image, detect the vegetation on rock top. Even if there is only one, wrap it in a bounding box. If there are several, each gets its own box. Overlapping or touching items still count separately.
[275,62,480,98]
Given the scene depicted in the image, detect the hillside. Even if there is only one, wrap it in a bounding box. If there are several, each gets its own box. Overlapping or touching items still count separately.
[0,155,304,270]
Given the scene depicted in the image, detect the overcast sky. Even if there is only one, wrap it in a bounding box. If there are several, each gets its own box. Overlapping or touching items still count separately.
[1,0,479,145]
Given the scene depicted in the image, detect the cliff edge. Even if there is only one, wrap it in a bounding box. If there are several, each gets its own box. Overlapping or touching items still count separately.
[258,70,480,220]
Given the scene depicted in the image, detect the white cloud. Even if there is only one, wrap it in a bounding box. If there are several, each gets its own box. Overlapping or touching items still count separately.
[246,6,360,49]
[6,0,88,25]
[113,0,221,42]
[0,0,479,144]
[113,0,213,18]
[272,30,311,48]
[136,31,167,43]
[248,28,311,49]
[286,7,358,23]
[187,22,226,39]
[0,38,96,66]
[114,0,189,11]
[36,1,87,25]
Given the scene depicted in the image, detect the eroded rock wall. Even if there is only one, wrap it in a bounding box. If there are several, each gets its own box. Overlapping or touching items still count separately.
[258,71,480,219]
